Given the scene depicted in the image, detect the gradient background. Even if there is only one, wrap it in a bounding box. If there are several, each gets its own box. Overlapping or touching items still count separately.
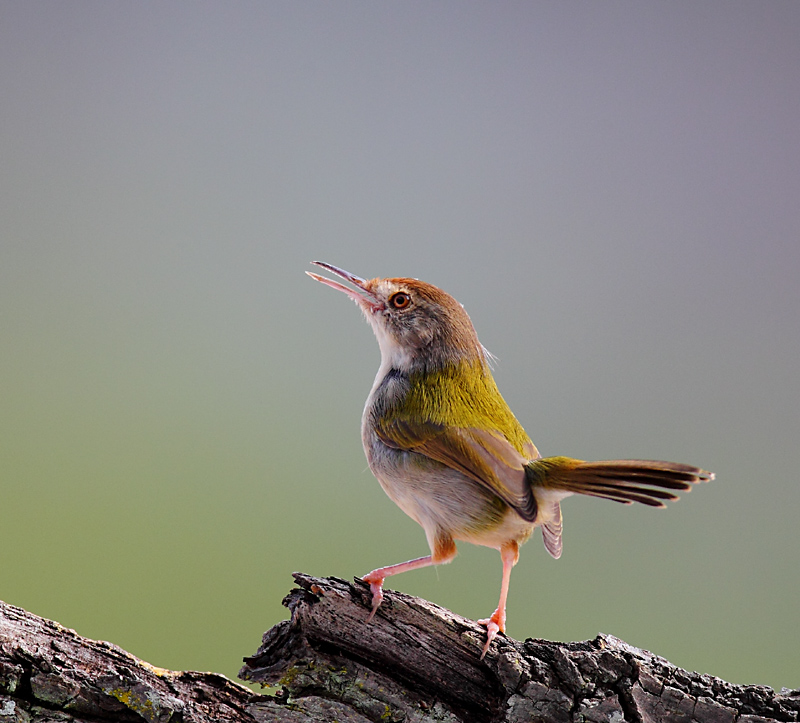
[1,2,798,691]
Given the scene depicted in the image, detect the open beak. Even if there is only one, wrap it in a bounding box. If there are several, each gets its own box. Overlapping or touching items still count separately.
[306,262,382,311]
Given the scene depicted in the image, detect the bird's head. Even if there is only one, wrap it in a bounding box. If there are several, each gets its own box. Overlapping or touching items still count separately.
[307,261,489,373]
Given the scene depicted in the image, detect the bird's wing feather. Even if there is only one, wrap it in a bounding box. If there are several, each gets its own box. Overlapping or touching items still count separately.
[376,418,538,522]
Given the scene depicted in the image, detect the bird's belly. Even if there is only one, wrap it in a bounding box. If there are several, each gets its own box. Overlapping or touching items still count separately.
[363,432,535,548]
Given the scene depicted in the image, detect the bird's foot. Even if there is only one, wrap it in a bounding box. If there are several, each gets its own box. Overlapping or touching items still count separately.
[360,570,385,622]
[359,555,435,622]
[477,608,506,659]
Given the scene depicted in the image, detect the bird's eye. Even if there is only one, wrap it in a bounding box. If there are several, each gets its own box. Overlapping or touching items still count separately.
[389,292,411,309]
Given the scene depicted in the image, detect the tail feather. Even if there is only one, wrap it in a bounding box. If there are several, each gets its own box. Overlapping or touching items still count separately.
[527,456,713,509]
[541,502,563,559]
[563,482,679,506]
[583,460,707,488]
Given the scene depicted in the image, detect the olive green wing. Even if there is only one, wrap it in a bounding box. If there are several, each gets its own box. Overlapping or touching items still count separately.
[375,417,539,522]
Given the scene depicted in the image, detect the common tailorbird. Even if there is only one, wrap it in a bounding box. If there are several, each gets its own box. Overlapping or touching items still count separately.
[307,261,713,659]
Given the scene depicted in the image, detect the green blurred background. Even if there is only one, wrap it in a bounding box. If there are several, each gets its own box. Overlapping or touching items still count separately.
[1,2,798,691]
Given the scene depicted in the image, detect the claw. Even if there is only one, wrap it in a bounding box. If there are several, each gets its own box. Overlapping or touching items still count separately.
[478,619,501,659]
[361,572,385,621]
[477,608,506,659]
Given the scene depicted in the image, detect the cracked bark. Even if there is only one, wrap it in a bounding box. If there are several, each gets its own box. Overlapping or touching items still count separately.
[1,574,797,723]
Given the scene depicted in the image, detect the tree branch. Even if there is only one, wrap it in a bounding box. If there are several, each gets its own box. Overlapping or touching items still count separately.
[1,574,797,722]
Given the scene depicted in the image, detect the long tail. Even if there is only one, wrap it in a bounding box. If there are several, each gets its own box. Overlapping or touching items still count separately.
[526,456,714,507]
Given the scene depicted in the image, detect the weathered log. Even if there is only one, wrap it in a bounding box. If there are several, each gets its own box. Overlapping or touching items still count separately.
[241,573,799,723]
[1,573,797,722]
[0,597,261,723]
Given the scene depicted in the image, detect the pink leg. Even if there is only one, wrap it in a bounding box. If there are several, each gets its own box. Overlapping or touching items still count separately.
[361,555,435,621]
[361,535,458,621]
[477,542,519,659]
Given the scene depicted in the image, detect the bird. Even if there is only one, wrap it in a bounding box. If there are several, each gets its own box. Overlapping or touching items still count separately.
[306,261,713,659]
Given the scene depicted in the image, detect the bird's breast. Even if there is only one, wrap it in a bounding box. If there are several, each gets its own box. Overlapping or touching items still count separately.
[361,423,535,547]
